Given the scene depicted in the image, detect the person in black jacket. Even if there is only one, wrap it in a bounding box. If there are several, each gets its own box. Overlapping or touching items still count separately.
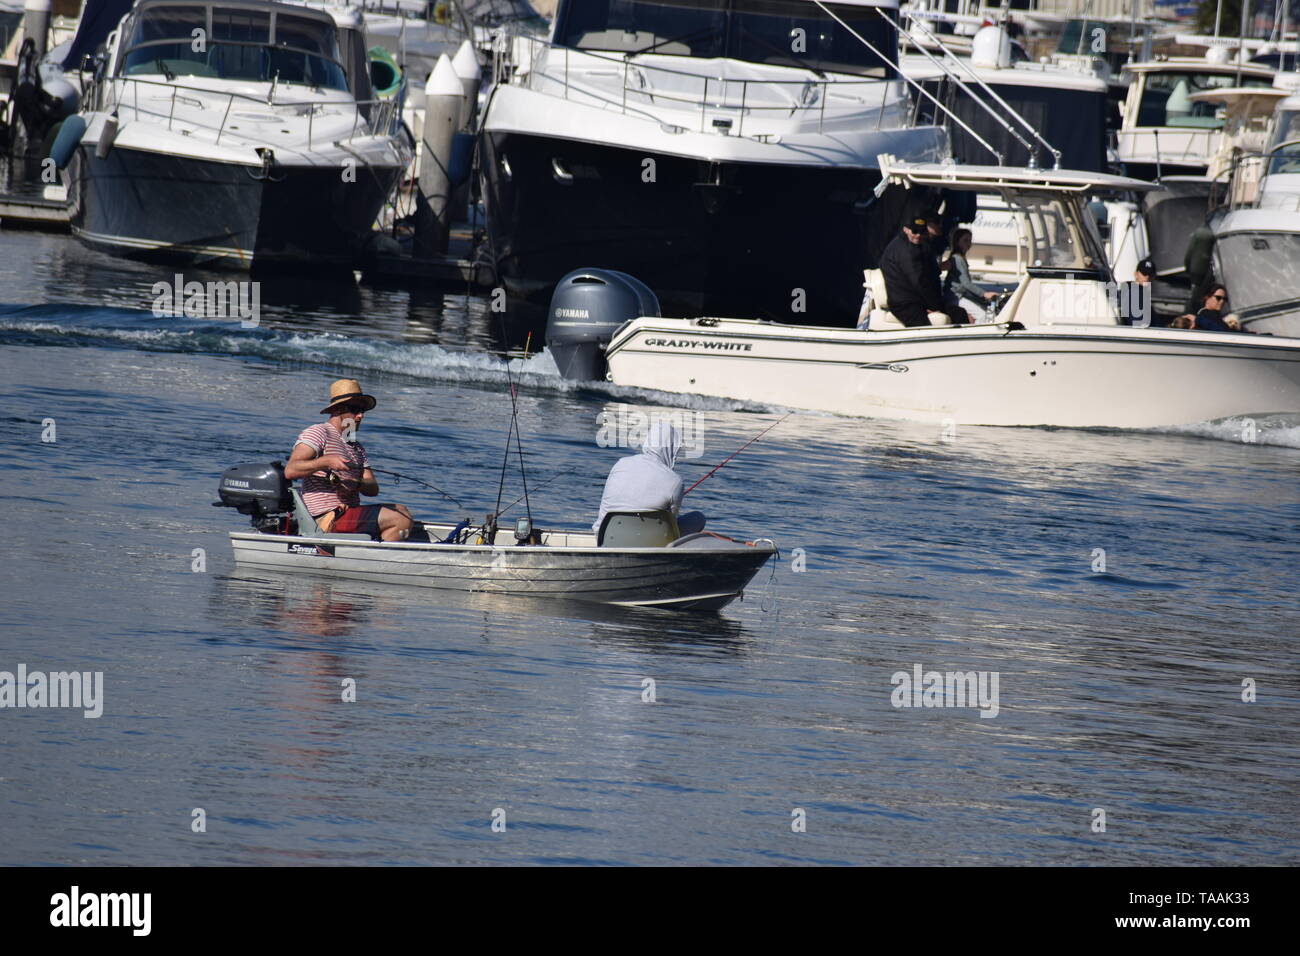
[1193,284,1254,333]
[880,218,970,327]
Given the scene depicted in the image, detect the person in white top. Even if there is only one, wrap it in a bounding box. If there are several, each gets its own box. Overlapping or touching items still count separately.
[593,421,706,537]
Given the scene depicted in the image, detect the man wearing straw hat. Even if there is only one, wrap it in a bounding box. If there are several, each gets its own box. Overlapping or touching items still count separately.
[284,379,414,541]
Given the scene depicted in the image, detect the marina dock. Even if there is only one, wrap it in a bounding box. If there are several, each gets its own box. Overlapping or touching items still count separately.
[0,193,70,231]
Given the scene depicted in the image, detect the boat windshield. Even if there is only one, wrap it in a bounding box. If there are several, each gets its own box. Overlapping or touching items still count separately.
[1267,109,1300,175]
[555,0,898,78]
[1009,191,1107,274]
[120,5,350,91]
[1136,70,1273,130]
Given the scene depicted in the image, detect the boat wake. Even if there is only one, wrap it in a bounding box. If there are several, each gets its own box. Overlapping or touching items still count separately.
[5,304,1299,447]
[0,303,784,415]
[1160,417,1300,451]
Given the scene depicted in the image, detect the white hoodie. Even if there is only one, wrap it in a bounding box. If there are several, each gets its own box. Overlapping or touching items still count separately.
[592,421,685,534]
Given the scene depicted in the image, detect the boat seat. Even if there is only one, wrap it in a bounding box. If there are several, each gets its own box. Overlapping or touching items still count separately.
[597,510,681,548]
[290,490,370,540]
[859,269,952,330]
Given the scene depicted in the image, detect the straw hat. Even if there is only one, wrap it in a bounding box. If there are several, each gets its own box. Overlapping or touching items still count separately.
[320,378,377,415]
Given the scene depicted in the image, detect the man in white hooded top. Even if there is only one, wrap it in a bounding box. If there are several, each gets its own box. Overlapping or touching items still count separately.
[593,421,707,538]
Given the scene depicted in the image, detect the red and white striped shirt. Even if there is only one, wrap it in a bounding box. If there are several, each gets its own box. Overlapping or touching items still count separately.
[294,422,370,516]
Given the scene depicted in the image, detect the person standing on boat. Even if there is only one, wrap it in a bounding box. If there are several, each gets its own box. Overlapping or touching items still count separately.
[881,217,970,327]
[593,421,705,538]
[284,379,415,541]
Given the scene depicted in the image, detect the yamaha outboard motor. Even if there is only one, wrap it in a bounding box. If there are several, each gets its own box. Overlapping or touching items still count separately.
[215,461,294,533]
[546,268,660,381]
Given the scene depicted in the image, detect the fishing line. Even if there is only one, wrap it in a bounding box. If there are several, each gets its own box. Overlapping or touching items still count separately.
[684,413,791,495]
[369,467,465,507]
[490,316,533,528]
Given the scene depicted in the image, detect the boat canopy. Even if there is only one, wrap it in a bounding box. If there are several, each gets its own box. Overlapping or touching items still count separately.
[62,0,135,69]
[116,0,350,91]
[876,156,1159,194]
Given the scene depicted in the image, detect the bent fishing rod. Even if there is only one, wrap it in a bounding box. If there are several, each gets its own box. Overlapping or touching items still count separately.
[684,413,791,496]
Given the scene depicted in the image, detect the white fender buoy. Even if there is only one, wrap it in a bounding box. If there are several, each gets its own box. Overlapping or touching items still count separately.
[95,113,119,160]
[451,40,481,132]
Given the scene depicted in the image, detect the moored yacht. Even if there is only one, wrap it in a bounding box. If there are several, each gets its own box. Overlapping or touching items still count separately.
[1113,50,1276,314]
[552,158,1300,429]
[479,0,949,322]
[1209,77,1300,337]
[61,0,412,269]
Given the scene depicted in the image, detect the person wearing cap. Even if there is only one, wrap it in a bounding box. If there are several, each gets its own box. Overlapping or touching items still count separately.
[880,217,970,327]
[284,379,414,541]
[1117,258,1157,326]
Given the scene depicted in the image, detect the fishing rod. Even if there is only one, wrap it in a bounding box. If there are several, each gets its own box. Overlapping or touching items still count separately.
[491,326,534,532]
[684,413,791,496]
[369,468,465,508]
[495,470,567,519]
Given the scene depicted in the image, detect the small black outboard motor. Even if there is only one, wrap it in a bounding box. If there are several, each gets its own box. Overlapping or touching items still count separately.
[546,268,660,381]
[215,461,294,533]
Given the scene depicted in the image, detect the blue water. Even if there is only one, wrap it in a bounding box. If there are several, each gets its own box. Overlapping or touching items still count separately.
[1,230,1298,865]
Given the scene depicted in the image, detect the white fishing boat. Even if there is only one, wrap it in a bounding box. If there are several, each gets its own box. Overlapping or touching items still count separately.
[552,158,1300,429]
[215,462,777,611]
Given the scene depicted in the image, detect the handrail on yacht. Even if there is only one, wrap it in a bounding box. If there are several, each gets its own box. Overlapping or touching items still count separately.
[496,29,890,137]
[100,74,402,152]
[894,8,1060,168]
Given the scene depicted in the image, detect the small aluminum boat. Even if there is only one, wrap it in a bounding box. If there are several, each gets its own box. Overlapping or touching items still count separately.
[216,463,776,612]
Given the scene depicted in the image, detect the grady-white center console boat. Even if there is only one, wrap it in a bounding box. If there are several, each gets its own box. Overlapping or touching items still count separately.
[547,158,1300,429]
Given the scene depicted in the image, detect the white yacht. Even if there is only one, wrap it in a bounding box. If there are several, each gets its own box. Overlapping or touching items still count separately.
[1113,51,1275,312]
[61,0,412,269]
[478,0,949,322]
[1209,78,1300,337]
[585,159,1300,429]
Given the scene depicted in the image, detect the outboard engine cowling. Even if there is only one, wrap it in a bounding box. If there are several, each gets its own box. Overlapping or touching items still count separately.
[215,461,293,531]
[546,268,660,381]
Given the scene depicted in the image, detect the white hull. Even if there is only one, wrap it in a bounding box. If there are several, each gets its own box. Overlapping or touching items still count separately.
[605,316,1300,428]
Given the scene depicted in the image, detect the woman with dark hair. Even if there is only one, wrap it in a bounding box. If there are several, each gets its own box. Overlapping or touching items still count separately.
[943,227,997,319]
[1193,284,1252,333]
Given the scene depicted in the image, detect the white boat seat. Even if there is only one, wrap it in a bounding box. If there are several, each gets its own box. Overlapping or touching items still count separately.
[291,490,370,540]
[597,510,681,548]
[859,268,951,330]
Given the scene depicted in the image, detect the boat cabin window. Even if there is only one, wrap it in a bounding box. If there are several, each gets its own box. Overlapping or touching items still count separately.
[1008,192,1105,274]
[121,4,349,91]
[1136,70,1272,130]
[556,0,898,77]
[1267,109,1300,175]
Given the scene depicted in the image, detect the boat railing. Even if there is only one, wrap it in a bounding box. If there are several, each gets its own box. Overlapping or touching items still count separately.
[492,31,893,137]
[100,74,404,152]
[1219,142,1300,212]
[1114,127,1217,166]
